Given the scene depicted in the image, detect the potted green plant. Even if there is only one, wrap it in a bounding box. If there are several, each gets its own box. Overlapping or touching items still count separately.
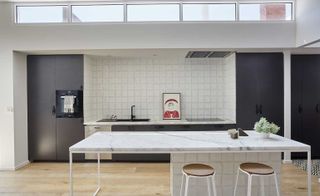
[254,117,280,138]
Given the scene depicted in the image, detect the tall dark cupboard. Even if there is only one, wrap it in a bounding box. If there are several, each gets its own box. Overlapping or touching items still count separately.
[28,55,84,161]
[291,55,320,159]
[236,53,284,136]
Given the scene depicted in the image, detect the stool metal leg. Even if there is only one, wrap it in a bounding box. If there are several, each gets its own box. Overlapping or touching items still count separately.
[207,177,212,196]
[260,176,265,196]
[212,175,217,196]
[180,174,186,196]
[234,168,240,196]
[180,171,216,196]
[274,174,280,196]
[247,175,252,196]
[236,164,279,196]
[184,175,189,196]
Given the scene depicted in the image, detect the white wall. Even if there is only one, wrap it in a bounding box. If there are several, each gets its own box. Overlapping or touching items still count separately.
[13,52,28,169]
[296,0,320,46]
[0,50,15,170]
[84,56,236,122]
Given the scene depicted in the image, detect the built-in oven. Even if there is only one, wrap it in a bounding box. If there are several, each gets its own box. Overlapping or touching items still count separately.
[56,90,83,118]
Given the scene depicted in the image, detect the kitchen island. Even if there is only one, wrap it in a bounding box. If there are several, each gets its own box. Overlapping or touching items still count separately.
[69,131,311,196]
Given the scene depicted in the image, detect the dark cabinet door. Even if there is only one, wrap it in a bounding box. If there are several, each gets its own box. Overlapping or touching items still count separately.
[28,56,57,161]
[258,53,284,136]
[301,57,319,152]
[236,54,261,130]
[56,118,84,161]
[301,55,320,158]
[236,53,284,134]
[292,55,320,158]
[291,56,304,158]
[55,55,84,90]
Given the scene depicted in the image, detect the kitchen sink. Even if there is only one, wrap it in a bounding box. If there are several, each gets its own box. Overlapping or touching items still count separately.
[97,118,150,122]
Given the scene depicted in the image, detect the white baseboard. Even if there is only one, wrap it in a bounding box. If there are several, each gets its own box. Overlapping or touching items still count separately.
[15,160,30,170]
[0,167,15,171]
[282,159,293,164]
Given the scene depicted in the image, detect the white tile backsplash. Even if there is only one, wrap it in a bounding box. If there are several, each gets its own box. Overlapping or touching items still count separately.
[223,53,236,122]
[84,55,236,122]
[83,55,96,122]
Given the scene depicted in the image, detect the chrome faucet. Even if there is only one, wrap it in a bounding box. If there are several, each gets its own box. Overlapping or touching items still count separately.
[110,114,117,120]
[131,105,136,121]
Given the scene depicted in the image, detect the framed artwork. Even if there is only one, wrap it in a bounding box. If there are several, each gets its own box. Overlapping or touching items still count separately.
[163,93,181,120]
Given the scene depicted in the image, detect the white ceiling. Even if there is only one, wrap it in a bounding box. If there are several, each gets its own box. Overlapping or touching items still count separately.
[306,40,320,48]
[0,0,293,2]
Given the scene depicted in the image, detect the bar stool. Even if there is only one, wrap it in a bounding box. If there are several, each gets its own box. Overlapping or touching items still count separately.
[180,163,217,196]
[234,162,280,196]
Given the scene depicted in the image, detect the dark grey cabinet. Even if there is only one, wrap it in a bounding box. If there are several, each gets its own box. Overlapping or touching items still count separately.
[111,124,236,132]
[27,55,84,161]
[236,53,284,136]
[56,118,84,161]
[292,55,320,158]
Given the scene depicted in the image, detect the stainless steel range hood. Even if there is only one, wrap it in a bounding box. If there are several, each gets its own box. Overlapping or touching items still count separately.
[186,51,233,58]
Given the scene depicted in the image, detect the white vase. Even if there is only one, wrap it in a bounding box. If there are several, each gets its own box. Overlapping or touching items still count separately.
[262,132,270,139]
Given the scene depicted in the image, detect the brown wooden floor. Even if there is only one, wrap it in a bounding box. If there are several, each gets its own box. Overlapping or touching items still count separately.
[0,163,319,195]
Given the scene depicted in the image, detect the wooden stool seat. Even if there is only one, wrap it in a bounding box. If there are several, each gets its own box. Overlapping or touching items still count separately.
[181,163,217,196]
[240,162,274,175]
[183,163,215,177]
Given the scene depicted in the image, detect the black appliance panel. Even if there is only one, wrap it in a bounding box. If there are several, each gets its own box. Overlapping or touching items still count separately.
[56,90,83,118]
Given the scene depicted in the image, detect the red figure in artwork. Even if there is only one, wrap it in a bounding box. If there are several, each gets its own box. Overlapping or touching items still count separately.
[163,99,180,119]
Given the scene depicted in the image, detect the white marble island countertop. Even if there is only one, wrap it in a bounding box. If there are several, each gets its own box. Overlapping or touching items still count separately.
[70,131,310,153]
[84,119,236,126]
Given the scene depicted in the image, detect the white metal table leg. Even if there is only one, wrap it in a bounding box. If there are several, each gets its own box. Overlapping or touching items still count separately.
[274,174,280,196]
[69,152,73,196]
[307,150,312,196]
[93,153,101,196]
[184,175,189,196]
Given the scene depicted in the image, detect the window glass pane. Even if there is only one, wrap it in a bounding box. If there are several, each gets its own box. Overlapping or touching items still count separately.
[239,3,292,21]
[183,4,235,21]
[127,4,180,22]
[16,6,67,23]
[72,5,124,22]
